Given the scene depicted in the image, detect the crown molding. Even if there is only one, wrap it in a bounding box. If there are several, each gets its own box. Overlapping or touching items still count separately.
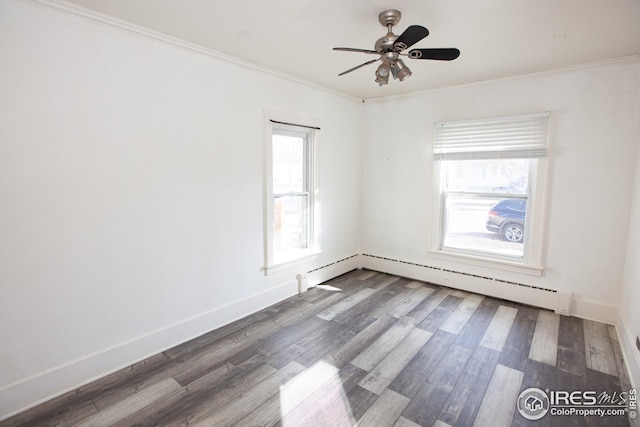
[20,0,362,103]
[364,54,640,103]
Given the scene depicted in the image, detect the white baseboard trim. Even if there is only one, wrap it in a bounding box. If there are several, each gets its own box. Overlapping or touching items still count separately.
[616,309,640,390]
[571,298,617,324]
[0,278,300,422]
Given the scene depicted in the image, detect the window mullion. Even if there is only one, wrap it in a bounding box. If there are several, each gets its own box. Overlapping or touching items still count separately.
[274,192,310,198]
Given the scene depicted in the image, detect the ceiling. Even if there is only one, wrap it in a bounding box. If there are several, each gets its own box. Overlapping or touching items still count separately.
[61,0,640,100]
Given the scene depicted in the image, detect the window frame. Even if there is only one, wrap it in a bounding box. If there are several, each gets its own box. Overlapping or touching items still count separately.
[430,113,550,275]
[263,113,320,274]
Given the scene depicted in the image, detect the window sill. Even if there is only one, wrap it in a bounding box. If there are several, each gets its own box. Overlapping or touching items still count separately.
[264,250,321,275]
[428,249,544,277]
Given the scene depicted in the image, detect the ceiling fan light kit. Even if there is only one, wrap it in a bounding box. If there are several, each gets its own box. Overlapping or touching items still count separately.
[334,9,460,86]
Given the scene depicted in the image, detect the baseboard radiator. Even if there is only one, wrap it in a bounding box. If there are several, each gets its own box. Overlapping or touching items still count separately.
[360,253,571,315]
[296,253,570,315]
[298,254,361,292]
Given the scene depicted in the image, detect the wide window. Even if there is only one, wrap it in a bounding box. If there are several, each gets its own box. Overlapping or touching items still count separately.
[264,117,318,272]
[433,113,549,270]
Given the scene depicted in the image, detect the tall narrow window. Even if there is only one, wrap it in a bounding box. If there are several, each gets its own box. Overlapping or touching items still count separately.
[265,118,318,272]
[433,113,549,270]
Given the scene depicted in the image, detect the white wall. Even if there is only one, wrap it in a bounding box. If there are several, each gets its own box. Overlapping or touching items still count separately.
[619,128,640,388]
[0,0,363,418]
[361,60,640,319]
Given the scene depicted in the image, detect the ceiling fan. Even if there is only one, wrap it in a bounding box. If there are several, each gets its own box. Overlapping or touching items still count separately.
[334,9,460,86]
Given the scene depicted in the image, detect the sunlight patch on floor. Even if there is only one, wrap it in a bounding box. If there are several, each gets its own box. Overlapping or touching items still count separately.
[315,284,343,292]
[279,361,354,426]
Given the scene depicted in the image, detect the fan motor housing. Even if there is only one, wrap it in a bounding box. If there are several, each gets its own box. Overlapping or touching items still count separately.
[375,34,398,53]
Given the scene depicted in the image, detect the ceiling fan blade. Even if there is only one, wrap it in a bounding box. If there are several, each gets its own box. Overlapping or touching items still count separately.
[333,47,379,54]
[394,25,429,50]
[408,48,460,60]
[338,58,380,76]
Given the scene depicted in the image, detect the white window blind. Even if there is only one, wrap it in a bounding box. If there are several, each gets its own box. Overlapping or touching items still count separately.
[434,112,550,160]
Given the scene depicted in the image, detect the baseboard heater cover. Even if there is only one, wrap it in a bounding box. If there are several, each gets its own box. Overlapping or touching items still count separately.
[307,254,360,274]
[301,254,361,291]
[361,253,558,294]
[302,253,568,315]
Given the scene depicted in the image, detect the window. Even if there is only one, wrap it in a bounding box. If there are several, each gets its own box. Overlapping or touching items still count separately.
[264,116,319,272]
[433,113,549,271]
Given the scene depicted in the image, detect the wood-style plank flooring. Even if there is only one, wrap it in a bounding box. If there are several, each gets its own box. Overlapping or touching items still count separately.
[1,270,634,427]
